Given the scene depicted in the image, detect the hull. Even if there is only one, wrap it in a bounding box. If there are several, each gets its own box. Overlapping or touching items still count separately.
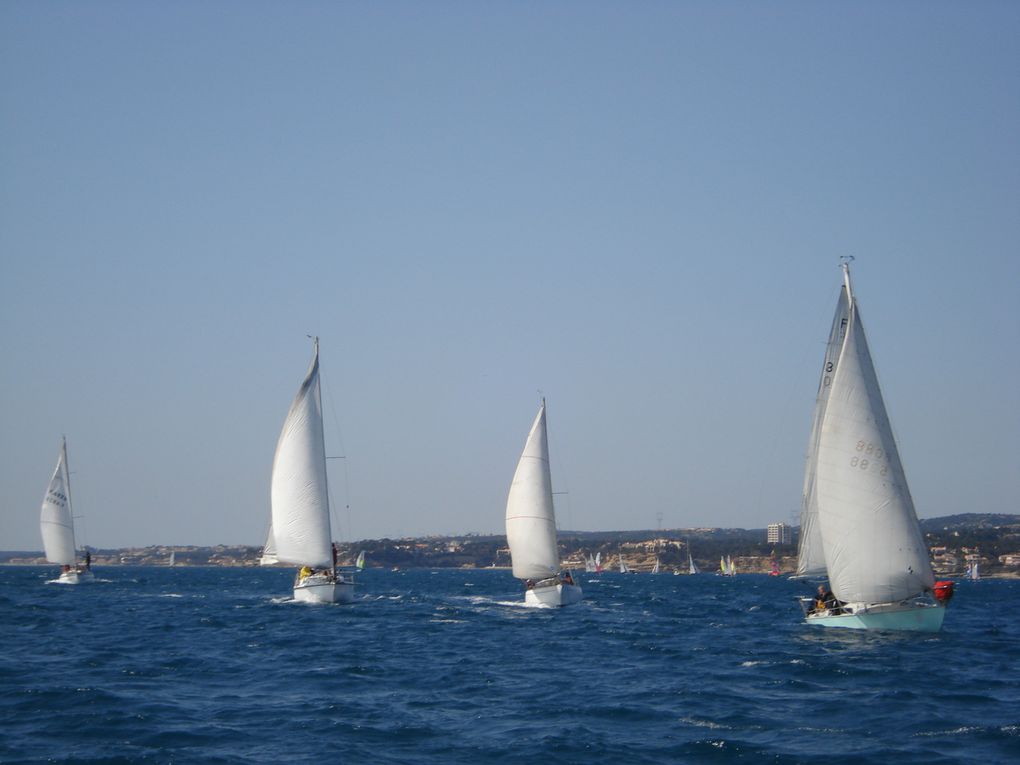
[805,602,945,633]
[524,581,582,608]
[293,574,354,604]
[55,568,95,585]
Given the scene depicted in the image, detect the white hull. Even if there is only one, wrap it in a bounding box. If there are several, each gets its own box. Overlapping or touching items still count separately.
[55,568,95,585]
[524,581,582,608]
[293,573,354,604]
[805,601,945,633]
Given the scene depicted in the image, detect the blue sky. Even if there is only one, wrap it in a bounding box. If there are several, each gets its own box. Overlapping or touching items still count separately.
[2,2,1018,549]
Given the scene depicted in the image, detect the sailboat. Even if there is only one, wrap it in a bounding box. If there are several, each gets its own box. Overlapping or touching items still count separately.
[726,555,736,576]
[769,550,780,576]
[651,557,660,575]
[355,550,366,571]
[168,550,176,567]
[40,438,94,584]
[798,262,952,631]
[259,525,278,565]
[966,561,980,581]
[618,555,633,574]
[584,554,597,573]
[687,539,699,574]
[269,338,353,604]
[505,399,582,608]
[594,552,603,573]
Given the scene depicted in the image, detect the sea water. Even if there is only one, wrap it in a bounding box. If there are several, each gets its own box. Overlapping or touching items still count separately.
[0,567,1017,764]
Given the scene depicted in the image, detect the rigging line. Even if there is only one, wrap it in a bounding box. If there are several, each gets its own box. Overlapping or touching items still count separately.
[320,367,354,543]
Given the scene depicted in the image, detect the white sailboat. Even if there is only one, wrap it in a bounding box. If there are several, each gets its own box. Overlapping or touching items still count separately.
[168,550,176,567]
[270,338,353,604]
[619,555,632,574]
[687,539,699,574]
[584,554,597,573]
[355,550,366,570]
[651,557,660,574]
[505,399,582,608]
[259,525,278,565]
[799,262,952,631]
[40,437,94,584]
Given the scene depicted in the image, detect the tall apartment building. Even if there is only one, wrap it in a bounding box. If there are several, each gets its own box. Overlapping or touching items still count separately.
[767,522,792,545]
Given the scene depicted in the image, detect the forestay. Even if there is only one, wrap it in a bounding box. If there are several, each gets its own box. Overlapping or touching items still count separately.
[270,344,333,569]
[505,401,560,581]
[814,269,933,604]
[40,438,77,566]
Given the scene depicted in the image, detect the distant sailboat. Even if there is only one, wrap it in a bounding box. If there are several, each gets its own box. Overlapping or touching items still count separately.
[584,554,597,573]
[269,338,353,604]
[355,550,366,571]
[727,555,736,576]
[619,555,632,574]
[687,539,699,574]
[798,262,952,631]
[168,550,176,567]
[651,557,660,575]
[40,438,94,584]
[966,561,980,581]
[505,399,582,607]
[769,550,780,576]
[595,552,603,573]
[259,525,278,565]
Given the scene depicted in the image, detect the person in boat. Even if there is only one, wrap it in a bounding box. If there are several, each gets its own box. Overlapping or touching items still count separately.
[83,550,91,570]
[299,565,313,580]
[812,584,837,613]
[561,571,575,586]
[331,542,338,568]
[525,579,535,590]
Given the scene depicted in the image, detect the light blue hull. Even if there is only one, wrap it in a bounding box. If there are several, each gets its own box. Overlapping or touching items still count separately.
[806,604,945,633]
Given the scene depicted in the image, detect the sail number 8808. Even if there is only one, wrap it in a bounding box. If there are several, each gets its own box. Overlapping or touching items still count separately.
[851,441,888,475]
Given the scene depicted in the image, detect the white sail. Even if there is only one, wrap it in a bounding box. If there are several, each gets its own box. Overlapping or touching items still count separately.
[814,266,934,605]
[652,557,660,574]
[356,550,365,570]
[269,341,333,569]
[688,540,699,574]
[505,400,560,581]
[40,438,77,566]
[797,287,851,578]
[259,525,279,565]
[168,550,176,567]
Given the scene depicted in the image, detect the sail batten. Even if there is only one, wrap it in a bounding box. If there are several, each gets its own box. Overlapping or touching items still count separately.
[813,266,934,604]
[505,401,560,581]
[269,344,333,569]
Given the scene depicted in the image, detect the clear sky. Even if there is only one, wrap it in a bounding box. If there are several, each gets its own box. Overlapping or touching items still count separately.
[2,2,1018,550]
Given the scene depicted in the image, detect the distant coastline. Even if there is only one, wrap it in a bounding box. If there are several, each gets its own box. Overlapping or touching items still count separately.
[3,513,1018,576]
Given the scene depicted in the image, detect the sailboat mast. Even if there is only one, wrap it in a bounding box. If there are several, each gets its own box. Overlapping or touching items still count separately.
[841,257,854,306]
[62,436,78,568]
[311,336,336,575]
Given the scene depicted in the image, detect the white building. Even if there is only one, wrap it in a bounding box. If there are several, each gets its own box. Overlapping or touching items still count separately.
[767,522,792,545]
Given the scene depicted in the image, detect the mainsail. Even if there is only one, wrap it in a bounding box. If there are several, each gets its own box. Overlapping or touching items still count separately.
[505,400,560,581]
[814,265,934,604]
[269,341,333,569]
[40,438,77,566]
[796,286,851,578]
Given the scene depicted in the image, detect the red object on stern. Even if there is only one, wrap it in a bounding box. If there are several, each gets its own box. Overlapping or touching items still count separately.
[934,580,955,604]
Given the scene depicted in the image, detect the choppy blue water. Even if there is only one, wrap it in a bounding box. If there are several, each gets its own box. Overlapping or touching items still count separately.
[1,567,1017,764]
